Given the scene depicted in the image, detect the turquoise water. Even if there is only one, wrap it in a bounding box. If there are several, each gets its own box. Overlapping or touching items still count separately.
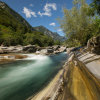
[0,53,67,100]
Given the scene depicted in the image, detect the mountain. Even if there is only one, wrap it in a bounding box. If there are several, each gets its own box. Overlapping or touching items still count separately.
[0,1,34,33]
[0,1,66,42]
[0,1,65,46]
[34,26,66,41]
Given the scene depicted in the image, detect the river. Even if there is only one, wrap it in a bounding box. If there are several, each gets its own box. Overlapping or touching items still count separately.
[0,52,67,100]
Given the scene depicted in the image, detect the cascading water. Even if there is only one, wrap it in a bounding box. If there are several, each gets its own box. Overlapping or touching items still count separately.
[0,52,67,100]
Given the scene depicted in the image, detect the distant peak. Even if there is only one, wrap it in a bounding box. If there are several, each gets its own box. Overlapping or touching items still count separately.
[0,1,6,9]
[39,25,44,27]
[38,25,46,28]
[0,1,6,5]
[34,25,48,30]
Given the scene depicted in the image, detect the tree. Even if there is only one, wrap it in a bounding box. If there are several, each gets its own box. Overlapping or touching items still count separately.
[54,40,61,45]
[87,0,100,37]
[58,0,93,46]
[90,0,100,15]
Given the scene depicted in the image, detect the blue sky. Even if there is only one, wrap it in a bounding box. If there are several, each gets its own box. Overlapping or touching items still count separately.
[1,0,91,36]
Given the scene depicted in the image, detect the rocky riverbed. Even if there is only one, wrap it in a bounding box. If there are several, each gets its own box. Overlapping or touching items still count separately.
[0,45,68,64]
[0,45,67,64]
[0,45,67,55]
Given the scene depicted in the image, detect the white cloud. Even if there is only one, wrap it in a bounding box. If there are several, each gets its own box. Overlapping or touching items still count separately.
[29,4,34,7]
[49,22,56,26]
[38,3,57,17]
[38,11,43,16]
[57,29,62,32]
[23,7,37,18]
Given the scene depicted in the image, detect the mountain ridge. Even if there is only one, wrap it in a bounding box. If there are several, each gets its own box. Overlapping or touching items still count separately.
[0,1,66,46]
[0,1,34,32]
[34,25,66,41]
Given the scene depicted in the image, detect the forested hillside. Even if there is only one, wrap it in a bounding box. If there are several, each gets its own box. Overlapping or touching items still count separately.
[0,1,60,46]
[34,25,66,41]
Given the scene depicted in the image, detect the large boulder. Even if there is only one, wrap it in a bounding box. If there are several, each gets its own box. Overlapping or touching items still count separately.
[66,47,75,53]
[40,49,48,54]
[0,46,9,53]
[59,46,67,52]
[40,48,54,54]
[23,45,37,53]
[47,49,54,53]
[8,46,23,53]
[46,47,54,53]
[53,45,60,51]
[0,48,4,54]
[87,35,100,54]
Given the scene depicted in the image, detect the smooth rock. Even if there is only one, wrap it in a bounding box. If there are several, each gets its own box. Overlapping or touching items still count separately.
[23,45,37,53]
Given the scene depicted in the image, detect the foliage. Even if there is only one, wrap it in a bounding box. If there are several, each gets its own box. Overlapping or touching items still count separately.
[65,39,81,47]
[58,0,100,47]
[89,0,100,15]
[0,24,55,46]
[58,0,93,46]
[91,16,100,36]
[54,40,61,45]
[24,32,55,47]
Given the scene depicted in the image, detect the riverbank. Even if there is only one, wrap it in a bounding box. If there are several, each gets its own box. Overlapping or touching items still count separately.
[0,52,65,65]
[29,69,63,100]
[61,54,100,100]
[29,49,100,100]
[0,45,67,64]
[29,55,69,100]
[0,45,67,55]
[0,54,27,64]
[0,52,67,100]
